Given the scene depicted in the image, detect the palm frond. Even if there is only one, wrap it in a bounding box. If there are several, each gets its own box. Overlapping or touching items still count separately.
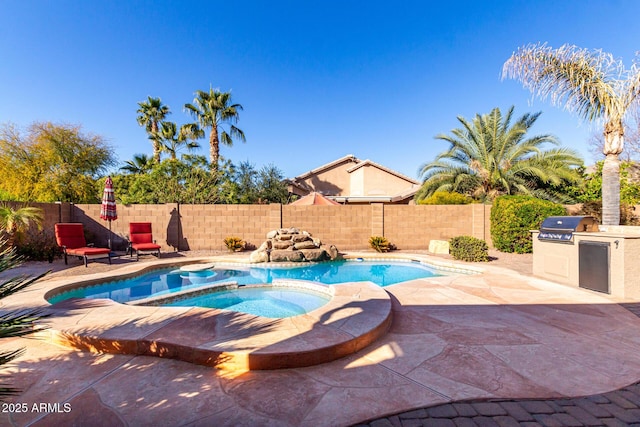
[0,309,49,338]
[503,43,626,122]
[419,106,583,202]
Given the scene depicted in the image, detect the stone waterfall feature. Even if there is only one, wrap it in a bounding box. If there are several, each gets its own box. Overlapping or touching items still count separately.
[249,228,340,263]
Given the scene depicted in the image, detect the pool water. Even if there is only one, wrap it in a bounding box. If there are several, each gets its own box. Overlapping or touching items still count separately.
[165,287,331,318]
[47,260,443,316]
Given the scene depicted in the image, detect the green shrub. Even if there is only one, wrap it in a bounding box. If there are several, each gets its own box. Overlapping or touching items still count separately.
[417,191,472,205]
[223,236,245,252]
[490,195,566,253]
[369,236,391,253]
[449,236,489,262]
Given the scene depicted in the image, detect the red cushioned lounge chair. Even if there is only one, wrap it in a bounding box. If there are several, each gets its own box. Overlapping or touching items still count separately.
[54,223,112,267]
[128,222,161,261]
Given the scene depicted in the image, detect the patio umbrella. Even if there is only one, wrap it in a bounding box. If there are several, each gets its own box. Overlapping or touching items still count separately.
[100,176,118,249]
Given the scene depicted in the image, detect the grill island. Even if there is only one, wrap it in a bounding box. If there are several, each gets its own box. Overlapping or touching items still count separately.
[538,216,598,243]
[533,217,640,298]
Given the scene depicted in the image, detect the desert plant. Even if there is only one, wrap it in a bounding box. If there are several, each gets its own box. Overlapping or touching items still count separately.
[15,228,61,262]
[449,236,489,262]
[0,204,43,248]
[0,240,49,398]
[490,195,566,253]
[417,191,473,205]
[223,236,245,252]
[369,236,391,253]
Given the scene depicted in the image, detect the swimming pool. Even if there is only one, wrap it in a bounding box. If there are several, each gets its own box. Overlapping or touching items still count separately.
[47,259,446,317]
[49,260,442,303]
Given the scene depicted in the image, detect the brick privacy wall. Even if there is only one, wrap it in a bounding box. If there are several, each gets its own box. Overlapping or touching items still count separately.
[14,202,496,251]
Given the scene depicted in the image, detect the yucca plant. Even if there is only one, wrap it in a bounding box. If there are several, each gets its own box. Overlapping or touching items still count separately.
[0,240,49,399]
[368,236,391,253]
[223,236,245,252]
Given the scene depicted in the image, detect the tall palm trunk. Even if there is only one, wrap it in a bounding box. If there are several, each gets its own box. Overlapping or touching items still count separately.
[209,125,220,171]
[151,122,161,163]
[601,120,624,226]
[602,155,621,225]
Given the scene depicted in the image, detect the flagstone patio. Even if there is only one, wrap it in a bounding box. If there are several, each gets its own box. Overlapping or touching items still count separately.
[2,252,640,426]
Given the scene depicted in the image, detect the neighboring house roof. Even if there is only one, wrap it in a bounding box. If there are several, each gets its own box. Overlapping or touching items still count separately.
[289,192,341,206]
[293,154,360,181]
[287,154,421,204]
[346,159,421,186]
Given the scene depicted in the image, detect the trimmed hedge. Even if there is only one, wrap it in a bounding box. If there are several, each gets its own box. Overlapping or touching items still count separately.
[449,236,489,262]
[418,191,472,205]
[490,195,566,253]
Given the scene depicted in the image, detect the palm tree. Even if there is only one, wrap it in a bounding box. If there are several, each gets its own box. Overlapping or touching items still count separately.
[136,97,170,163]
[120,154,154,174]
[418,107,583,202]
[0,204,43,248]
[154,122,203,160]
[503,43,640,225]
[184,89,245,171]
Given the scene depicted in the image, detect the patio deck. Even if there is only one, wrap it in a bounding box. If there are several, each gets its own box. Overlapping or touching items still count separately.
[1,252,640,426]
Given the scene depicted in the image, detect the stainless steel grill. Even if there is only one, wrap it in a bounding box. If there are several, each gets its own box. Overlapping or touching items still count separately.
[538,216,599,243]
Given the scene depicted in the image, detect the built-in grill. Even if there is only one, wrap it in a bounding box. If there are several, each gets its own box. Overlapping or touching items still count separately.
[538,216,599,243]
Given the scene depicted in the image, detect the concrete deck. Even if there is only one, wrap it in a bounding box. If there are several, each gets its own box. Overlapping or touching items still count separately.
[1,252,640,426]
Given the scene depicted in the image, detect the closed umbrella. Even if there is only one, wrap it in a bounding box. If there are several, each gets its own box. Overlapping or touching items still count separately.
[100,176,118,249]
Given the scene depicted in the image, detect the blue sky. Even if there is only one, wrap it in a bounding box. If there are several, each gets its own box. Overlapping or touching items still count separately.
[2,1,640,180]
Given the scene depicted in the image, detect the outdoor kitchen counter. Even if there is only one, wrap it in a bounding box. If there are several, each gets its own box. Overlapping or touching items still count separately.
[533,229,640,300]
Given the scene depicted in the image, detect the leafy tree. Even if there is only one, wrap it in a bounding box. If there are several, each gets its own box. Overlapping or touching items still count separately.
[256,164,290,204]
[136,96,170,163]
[232,161,258,204]
[0,242,48,398]
[120,153,154,174]
[503,43,640,225]
[417,107,583,203]
[184,89,245,171]
[566,161,640,205]
[113,159,226,204]
[0,122,116,203]
[114,156,288,205]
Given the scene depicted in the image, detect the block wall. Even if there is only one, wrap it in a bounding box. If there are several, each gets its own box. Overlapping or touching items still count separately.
[383,205,480,249]
[282,205,373,249]
[11,202,496,252]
